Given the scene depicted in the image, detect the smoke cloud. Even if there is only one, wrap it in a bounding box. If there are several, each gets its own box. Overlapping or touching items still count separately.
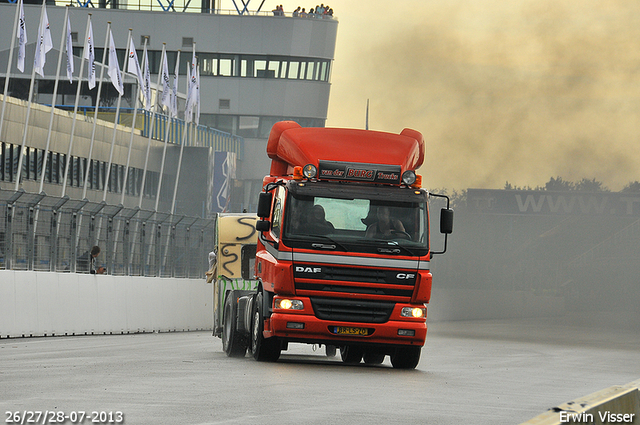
[322,0,640,191]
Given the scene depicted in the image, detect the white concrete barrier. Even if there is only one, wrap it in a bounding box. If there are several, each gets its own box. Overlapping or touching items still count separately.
[0,271,212,338]
[1,271,567,338]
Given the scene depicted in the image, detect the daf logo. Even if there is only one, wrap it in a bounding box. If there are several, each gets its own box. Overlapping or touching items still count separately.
[296,266,322,273]
[396,273,415,279]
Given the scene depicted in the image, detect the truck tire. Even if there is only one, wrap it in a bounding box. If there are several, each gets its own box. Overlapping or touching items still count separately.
[390,346,421,369]
[249,292,281,362]
[340,346,363,364]
[363,352,385,365]
[222,291,248,358]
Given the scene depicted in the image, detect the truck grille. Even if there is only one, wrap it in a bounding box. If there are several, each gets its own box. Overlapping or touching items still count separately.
[310,297,395,323]
[293,263,417,299]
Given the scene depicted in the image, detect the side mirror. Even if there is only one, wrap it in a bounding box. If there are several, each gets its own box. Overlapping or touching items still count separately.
[256,220,270,232]
[257,192,272,218]
[440,208,454,234]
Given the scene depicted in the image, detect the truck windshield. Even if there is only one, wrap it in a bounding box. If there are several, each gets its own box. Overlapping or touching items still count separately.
[283,182,429,256]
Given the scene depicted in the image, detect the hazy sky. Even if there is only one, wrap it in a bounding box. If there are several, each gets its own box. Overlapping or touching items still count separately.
[237,0,640,191]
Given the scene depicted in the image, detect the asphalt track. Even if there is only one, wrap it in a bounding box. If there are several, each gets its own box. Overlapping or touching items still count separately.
[1,317,639,425]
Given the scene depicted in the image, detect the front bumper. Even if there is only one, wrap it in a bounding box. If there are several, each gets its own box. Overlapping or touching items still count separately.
[267,298,427,346]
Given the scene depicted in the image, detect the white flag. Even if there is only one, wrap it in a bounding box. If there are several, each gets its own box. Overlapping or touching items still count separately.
[34,5,53,77]
[142,43,151,110]
[127,38,144,102]
[195,64,200,125]
[184,64,195,122]
[17,0,27,73]
[66,15,74,83]
[185,50,197,122]
[107,31,123,96]
[171,51,180,118]
[83,20,96,89]
[185,48,196,118]
[160,52,171,111]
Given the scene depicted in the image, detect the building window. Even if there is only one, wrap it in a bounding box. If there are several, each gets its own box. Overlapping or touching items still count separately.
[219,55,234,77]
[288,61,299,79]
[51,153,58,184]
[143,50,331,83]
[202,56,218,76]
[238,116,260,138]
[0,142,5,181]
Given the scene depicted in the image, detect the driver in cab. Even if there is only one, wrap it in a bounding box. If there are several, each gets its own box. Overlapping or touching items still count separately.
[365,206,406,239]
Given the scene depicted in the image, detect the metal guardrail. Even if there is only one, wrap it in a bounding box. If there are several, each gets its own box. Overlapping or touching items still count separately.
[0,188,215,278]
[50,2,338,20]
[521,378,640,424]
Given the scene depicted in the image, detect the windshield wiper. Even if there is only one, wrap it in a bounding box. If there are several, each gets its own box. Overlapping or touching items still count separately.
[286,234,347,251]
[309,234,348,251]
[357,239,418,256]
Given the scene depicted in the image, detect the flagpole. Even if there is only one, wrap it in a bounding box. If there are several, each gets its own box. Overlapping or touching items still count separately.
[137,43,167,209]
[82,21,112,200]
[0,0,23,142]
[113,34,146,270]
[33,5,71,243]
[102,29,131,202]
[62,13,91,198]
[154,44,171,212]
[171,115,188,214]
[171,44,197,213]
[120,36,148,205]
[171,53,195,214]
[15,0,48,191]
[40,6,71,193]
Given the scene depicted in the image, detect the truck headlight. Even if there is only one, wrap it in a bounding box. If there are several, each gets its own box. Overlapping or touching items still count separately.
[401,307,426,318]
[302,164,317,179]
[401,170,416,185]
[275,298,304,310]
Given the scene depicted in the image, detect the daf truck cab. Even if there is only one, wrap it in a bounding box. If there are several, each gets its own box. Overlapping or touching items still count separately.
[216,121,453,369]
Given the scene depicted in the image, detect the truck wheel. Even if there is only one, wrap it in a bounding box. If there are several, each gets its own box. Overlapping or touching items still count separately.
[390,346,421,369]
[249,292,281,362]
[222,291,247,358]
[340,346,363,364]
[363,352,385,365]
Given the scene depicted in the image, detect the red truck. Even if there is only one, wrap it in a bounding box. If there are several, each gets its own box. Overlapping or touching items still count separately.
[219,121,453,369]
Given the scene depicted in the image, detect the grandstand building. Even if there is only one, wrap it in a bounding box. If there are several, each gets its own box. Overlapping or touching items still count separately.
[0,0,338,216]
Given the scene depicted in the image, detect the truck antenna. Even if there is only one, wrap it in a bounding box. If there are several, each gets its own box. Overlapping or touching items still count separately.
[365,99,370,130]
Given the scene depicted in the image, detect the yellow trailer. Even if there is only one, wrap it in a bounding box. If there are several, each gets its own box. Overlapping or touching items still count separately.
[212,213,259,337]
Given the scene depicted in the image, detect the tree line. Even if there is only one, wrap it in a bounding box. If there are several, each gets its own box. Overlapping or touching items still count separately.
[503,177,640,193]
[432,178,640,211]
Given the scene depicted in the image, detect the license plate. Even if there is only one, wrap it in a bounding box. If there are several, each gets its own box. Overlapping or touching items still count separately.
[333,326,369,336]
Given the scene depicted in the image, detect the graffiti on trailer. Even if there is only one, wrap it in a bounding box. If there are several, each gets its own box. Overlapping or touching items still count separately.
[220,243,238,276]
[235,217,257,242]
[217,214,258,279]
[217,277,259,292]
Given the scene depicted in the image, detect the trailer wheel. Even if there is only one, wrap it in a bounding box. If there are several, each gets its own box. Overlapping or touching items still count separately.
[340,346,363,364]
[390,346,421,369]
[249,292,281,362]
[222,291,247,358]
